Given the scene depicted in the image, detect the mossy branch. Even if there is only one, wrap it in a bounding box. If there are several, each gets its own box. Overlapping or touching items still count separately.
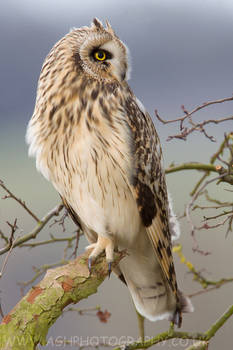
[165,163,217,174]
[165,163,233,184]
[173,244,233,290]
[0,250,125,350]
[113,305,233,350]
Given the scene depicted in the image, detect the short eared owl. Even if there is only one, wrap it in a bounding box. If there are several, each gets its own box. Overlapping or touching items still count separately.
[26,18,193,326]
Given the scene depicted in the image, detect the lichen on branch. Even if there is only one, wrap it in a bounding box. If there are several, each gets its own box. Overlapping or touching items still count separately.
[0,250,125,350]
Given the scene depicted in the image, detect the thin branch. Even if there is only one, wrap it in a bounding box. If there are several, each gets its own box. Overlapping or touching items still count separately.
[205,304,233,340]
[193,203,233,210]
[0,301,4,319]
[190,173,210,196]
[49,209,69,232]
[155,97,233,141]
[170,116,233,142]
[0,179,40,222]
[112,305,233,350]
[165,163,217,174]
[185,173,228,253]
[0,204,64,256]
[165,163,233,186]
[197,216,233,231]
[0,230,8,244]
[64,305,111,323]
[65,305,101,315]
[203,210,233,221]
[69,230,81,259]
[173,244,233,289]
[155,96,233,125]
[226,215,233,236]
[0,219,18,278]
[225,132,233,161]
[20,234,77,248]
[18,260,68,293]
[188,280,233,298]
[204,190,233,206]
[190,133,233,195]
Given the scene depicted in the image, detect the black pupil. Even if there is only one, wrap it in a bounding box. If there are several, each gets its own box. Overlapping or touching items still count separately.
[97,51,104,59]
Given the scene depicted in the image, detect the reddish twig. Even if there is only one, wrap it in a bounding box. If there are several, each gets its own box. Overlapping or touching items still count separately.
[198,216,232,230]
[186,173,228,254]
[155,96,233,141]
[155,96,233,125]
[188,280,233,298]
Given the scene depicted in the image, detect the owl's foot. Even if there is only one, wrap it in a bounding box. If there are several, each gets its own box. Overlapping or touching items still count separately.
[86,236,114,277]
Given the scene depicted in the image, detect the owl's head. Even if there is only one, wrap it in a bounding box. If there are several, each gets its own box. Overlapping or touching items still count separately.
[64,18,130,83]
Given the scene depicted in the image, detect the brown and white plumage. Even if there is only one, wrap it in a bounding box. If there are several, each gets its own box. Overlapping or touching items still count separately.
[26,18,193,326]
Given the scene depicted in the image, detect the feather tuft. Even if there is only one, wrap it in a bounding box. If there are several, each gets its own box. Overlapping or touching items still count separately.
[92,18,104,30]
[105,20,115,35]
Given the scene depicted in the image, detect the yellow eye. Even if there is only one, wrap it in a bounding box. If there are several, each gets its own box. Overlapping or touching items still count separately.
[94,50,106,61]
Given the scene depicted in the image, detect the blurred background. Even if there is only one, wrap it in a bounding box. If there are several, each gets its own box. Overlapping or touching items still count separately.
[0,0,233,349]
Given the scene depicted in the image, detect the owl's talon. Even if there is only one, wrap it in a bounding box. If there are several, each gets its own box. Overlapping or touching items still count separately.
[172,308,182,328]
[108,262,112,278]
[88,257,92,273]
[86,236,114,276]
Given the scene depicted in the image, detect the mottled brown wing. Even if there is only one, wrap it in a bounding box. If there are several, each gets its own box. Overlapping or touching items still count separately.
[124,95,178,298]
[60,196,82,229]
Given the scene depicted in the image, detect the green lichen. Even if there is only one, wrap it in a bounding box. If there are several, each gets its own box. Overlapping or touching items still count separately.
[0,251,123,349]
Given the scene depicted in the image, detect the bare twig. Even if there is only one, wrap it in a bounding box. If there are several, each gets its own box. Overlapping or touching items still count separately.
[65,305,101,315]
[185,173,228,253]
[20,233,77,248]
[173,244,233,290]
[155,96,233,141]
[0,301,4,319]
[197,216,233,235]
[69,229,81,259]
[18,259,68,294]
[64,305,111,323]
[0,230,8,244]
[156,96,233,125]
[49,209,69,232]
[0,219,18,278]
[203,210,233,221]
[0,204,64,256]
[226,215,233,236]
[189,134,233,195]
[113,305,233,350]
[0,179,40,222]
[167,116,233,142]
[188,280,233,298]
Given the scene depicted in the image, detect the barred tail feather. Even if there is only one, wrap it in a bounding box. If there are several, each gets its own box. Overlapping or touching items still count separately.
[117,247,178,323]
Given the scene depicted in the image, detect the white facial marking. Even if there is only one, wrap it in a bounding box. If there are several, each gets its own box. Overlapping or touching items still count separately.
[100,41,129,81]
